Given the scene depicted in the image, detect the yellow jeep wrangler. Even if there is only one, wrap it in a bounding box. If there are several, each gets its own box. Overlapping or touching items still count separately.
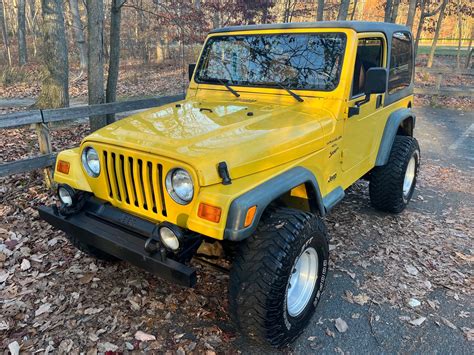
[39,21,420,347]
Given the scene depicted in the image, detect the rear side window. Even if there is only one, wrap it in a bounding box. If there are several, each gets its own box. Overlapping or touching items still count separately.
[388,32,413,93]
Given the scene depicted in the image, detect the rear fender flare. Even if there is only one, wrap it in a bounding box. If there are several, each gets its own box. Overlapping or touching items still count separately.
[375,108,416,166]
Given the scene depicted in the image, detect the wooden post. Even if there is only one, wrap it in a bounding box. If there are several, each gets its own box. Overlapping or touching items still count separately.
[435,73,442,92]
[34,123,53,187]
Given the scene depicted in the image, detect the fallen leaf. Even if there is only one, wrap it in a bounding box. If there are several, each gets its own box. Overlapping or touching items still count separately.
[405,264,419,276]
[335,318,348,333]
[408,298,421,308]
[325,328,335,338]
[409,317,426,326]
[97,342,118,352]
[353,293,370,306]
[8,341,20,355]
[441,317,457,330]
[35,303,51,317]
[79,273,95,284]
[135,330,156,341]
[20,259,31,271]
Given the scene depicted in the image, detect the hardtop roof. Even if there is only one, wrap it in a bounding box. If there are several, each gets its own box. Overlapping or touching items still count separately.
[210,21,410,37]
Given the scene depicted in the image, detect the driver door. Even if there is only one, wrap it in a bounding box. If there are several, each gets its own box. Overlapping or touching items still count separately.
[342,34,387,173]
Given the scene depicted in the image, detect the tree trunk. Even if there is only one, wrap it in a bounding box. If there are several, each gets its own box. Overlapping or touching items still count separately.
[17,0,27,65]
[68,0,87,71]
[106,0,124,124]
[405,0,417,30]
[384,0,393,22]
[316,0,324,21]
[87,0,106,131]
[0,0,12,65]
[337,0,350,20]
[35,0,69,109]
[466,27,473,68]
[350,0,359,20]
[456,0,462,69]
[427,0,448,68]
[26,0,39,57]
[390,0,400,23]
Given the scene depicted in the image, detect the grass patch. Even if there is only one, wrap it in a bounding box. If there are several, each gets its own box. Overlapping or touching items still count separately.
[0,66,29,86]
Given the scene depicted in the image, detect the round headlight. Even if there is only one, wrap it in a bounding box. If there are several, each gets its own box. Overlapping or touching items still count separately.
[81,147,100,177]
[165,168,194,204]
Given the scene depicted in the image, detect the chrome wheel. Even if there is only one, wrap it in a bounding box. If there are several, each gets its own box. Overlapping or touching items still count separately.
[403,155,416,197]
[286,247,319,317]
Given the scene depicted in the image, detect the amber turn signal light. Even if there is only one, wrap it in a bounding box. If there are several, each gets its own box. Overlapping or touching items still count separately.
[198,203,222,223]
[57,160,70,174]
[244,205,257,227]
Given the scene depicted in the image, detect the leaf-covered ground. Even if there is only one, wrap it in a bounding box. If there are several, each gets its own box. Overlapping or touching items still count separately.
[1,107,473,353]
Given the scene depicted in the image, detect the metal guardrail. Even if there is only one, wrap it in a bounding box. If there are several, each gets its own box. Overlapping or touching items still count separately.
[0,94,185,180]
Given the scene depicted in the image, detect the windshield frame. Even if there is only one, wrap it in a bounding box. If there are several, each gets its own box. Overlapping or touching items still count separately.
[194,31,348,93]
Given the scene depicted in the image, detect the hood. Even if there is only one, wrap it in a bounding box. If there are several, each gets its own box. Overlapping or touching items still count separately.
[84,99,333,186]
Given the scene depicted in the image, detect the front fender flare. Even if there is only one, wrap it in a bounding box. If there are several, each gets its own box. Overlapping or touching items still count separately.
[223,166,324,241]
[375,108,416,166]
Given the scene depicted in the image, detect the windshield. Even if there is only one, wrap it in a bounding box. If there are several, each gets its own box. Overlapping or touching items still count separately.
[195,33,346,91]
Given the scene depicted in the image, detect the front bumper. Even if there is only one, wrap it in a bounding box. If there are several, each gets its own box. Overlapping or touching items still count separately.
[38,198,197,287]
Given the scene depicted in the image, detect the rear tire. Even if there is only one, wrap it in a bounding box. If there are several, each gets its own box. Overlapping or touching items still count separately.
[66,233,118,261]
[370,135,420,213]
[228,208,329,348]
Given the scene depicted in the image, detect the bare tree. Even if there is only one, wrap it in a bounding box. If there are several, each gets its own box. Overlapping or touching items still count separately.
[17,0,27,65]
[0,0,12,65]
[384,0,393,22]
[384,0,400,23]
[36,0,69,109]
[337,0,350,20]
[390,0,400,23]
[456,0,462,68]
[316,0,324,21]
[466,26,473,68]
[106,0,127,124]
[87,0,106,131]
[414,0,446,56]
[427,0,449,68]
[350,0,359,20]
[68,0,87,71]
[26,0,40,57]
[406,0,417,29]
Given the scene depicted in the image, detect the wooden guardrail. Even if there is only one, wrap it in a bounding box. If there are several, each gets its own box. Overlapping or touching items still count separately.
[0,94,184,182]
[414,67,474,97]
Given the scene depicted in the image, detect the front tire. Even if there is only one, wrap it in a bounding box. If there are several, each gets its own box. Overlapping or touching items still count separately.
[228,208,329,348]
[370,135,420,213]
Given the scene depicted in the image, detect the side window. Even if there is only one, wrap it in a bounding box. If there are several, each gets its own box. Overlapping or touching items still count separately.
[352,38,384,97]
[388,32,413,93]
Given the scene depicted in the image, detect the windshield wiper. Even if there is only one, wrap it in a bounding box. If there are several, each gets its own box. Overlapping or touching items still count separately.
[216,78,240,98]
[275,82,304,102]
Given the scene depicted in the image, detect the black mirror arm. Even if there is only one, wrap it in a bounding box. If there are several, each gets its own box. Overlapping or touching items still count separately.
[348,92,373,118]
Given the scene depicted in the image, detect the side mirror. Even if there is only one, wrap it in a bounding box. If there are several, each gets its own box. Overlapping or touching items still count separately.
[364,67,388,94]
[188,63,196,81]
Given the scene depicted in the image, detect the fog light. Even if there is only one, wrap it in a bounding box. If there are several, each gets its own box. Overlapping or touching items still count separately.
[58,184,76,207]
[159,223,183,251]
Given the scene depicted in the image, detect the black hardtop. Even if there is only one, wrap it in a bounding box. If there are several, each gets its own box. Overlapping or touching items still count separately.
[210,21,410,38]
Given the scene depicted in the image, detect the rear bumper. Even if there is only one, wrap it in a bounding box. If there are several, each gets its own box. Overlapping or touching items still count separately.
[38,199,197,287]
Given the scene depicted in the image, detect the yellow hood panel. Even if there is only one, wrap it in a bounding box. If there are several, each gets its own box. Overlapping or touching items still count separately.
[84,99,332,186]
